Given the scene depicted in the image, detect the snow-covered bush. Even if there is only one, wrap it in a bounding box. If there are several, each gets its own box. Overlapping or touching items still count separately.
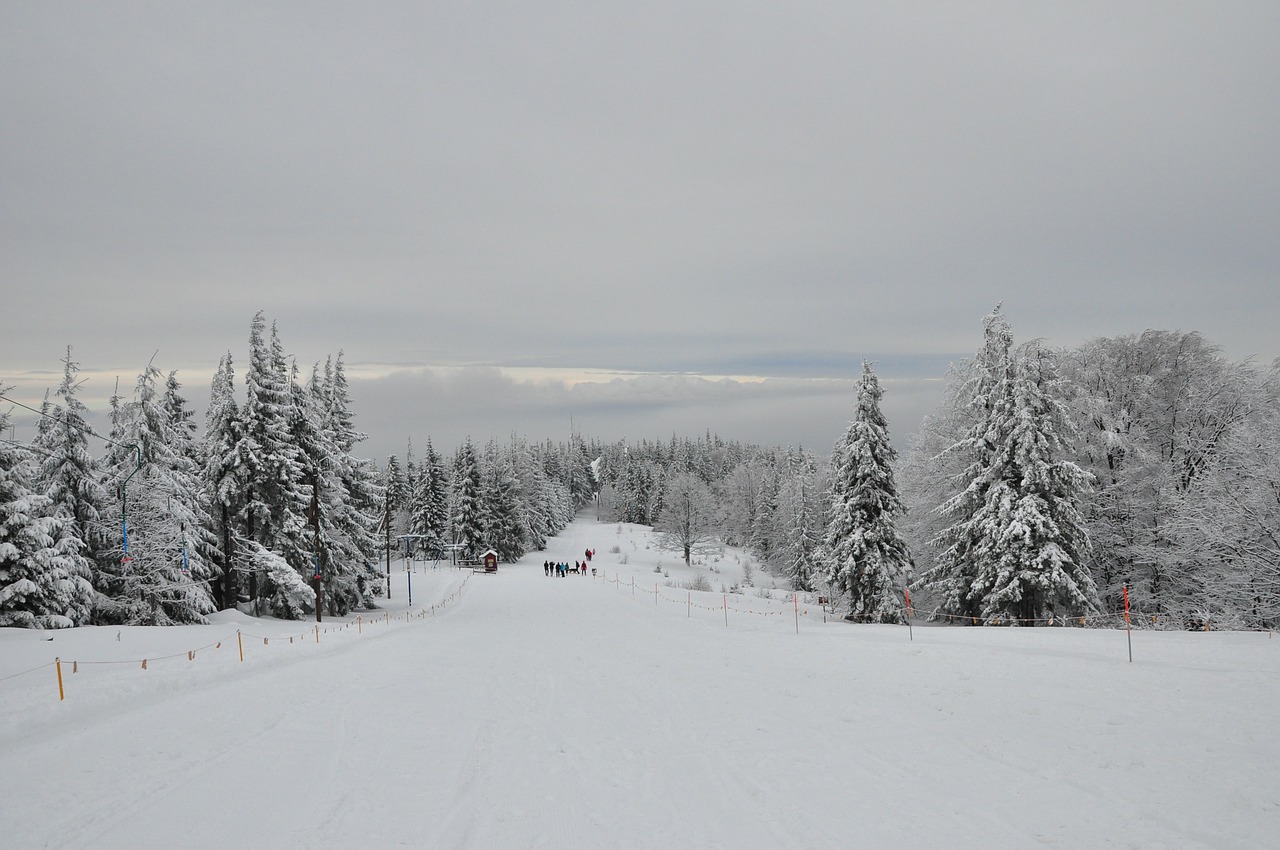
[681,574,712,592]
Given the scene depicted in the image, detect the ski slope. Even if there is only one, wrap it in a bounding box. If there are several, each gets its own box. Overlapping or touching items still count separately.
[2,517,1278,849]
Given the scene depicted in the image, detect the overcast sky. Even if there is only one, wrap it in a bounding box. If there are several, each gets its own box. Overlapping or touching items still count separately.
[3,2,1278,462]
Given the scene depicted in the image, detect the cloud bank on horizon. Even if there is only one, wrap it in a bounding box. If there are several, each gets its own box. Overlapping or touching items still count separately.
[3,2,1277,457]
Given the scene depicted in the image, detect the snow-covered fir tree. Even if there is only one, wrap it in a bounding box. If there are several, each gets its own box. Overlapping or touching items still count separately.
[509,437,550,552]
[31,349,112,575]
[236,314,309,613]
[750,462,782,567]
[202,352,245,609]
[481,439,525,562]
[916,309,1098,624]
[960,342,1098,623]
[407,438,450,558]
[316,353,382,608]
[452,438,486,561]
[777,452,827,592]
[819,362,914,622]
[93,363,218,625]
[384,454,409,535]
[537,443,576,534]
[914,307,1016,621]
[564,433,597,510]
[0,403,95,628]
[282,361,335,610]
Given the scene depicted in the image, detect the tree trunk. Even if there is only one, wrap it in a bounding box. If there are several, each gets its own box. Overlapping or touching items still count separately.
[221,504,237,610]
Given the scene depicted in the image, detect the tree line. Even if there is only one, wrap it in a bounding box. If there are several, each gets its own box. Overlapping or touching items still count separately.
[5,307,1277,629]
[0,312,593,627]
[594,307,1280,629]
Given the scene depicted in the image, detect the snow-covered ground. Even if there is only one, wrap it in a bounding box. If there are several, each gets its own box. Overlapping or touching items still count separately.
[3,516,1278,849]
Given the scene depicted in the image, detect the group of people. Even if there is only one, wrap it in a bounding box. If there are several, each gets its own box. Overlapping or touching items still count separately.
[543,548,597,578]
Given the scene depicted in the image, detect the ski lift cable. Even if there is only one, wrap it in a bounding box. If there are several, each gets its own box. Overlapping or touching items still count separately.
[0,436,57,459]
[0,392,129,450]
[0,392,145,555]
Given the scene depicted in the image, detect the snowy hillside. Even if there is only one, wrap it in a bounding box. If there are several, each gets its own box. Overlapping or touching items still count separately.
[2,517,1278,849]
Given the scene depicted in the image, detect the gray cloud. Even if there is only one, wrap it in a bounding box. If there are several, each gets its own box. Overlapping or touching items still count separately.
[3,2,1277,453]
[350,366,942,461]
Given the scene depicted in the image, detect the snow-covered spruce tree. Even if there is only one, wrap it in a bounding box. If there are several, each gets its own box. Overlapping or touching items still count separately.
[615,456,663,525]
[510,437,549,552]
[407,438,450,558]
[202,352,246,609]
[750,461,782,568]
[451,438,486,562]
[0,403,95,628]
[963,343,1099,623]
[236,314,309,614]
[277,362,336,615]
[918,309,1099,625]
[778,452,828,592]
[31,348,113,578]
[384,454,409,536]
[316,353,382,607]
[564,433,597,510]
[536,442,575,535]
[481,439,526,562]
[914,307,1017,621]
[819,361,914,623]
[94,363,217,625]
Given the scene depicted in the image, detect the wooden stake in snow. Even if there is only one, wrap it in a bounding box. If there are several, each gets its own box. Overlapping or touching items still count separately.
[905,588,913,642]
[1124,585,1133,663]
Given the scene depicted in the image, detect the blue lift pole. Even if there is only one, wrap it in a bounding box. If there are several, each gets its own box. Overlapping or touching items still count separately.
[120,444,142,560]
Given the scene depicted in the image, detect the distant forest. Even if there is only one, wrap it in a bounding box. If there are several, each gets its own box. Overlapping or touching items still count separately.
[4,308,1277,630]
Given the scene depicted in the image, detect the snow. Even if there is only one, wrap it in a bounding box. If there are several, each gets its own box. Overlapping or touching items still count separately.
[2,516,1278,849]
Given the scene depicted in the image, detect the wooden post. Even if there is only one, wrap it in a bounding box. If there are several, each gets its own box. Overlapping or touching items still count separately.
[1124,585,1133,663]
[237,630,243,662]
[56,658,64,701]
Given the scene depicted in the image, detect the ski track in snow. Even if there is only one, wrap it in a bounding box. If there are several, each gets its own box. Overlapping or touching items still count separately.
[2,516,1279,849]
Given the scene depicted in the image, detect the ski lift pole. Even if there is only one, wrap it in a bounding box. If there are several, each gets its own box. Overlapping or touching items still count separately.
[119,444,142,558]
[308,478,323,623]
[169,496,189,574]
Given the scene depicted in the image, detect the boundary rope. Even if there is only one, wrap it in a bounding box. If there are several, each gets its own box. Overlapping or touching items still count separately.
[4,572,472,701]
